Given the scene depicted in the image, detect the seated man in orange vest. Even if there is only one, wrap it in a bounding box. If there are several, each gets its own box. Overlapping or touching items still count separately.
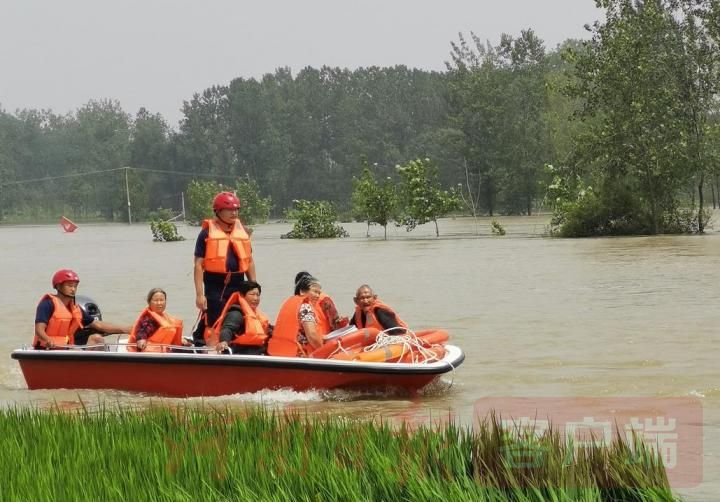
[214,281,271,355]
[349,284,407,333]
[33,269,131,349]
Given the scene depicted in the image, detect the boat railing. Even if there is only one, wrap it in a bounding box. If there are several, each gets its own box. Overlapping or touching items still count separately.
[21,343,217,354]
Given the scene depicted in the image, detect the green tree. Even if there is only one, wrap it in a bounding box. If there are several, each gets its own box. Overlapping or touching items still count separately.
[351,163,400,239]
[447,30,550,216]
[396,158,460,237]
[185,178,271,227]
[560,0,714,235]
[233,177,273,225]
[185,180,223,224]
[70,100,132,221]
[130,107,172,216]
[176,86,234,177]
[670,0,720,232]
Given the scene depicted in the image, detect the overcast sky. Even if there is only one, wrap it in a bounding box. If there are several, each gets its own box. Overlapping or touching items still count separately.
[1,0,602,128]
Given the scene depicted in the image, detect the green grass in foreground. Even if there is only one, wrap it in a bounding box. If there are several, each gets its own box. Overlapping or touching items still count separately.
[0,406,676,501]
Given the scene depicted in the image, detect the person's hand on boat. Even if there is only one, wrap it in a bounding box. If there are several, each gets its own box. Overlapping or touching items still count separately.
[195,293,207,311]
[337,316,349,328]
[44,338,55,349]
[136,339,147,351]
[216,341,229,354]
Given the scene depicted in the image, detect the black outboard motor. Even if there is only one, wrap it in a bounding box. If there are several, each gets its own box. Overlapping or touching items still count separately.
[74,295,102,345]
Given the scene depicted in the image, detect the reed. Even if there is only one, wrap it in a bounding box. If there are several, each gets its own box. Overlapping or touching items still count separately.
[0,405,677,501]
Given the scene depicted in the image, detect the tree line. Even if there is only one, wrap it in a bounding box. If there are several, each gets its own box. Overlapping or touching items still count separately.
[1,0,719,236]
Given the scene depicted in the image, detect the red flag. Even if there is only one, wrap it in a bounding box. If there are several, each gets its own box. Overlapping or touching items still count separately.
[60,216,78,233]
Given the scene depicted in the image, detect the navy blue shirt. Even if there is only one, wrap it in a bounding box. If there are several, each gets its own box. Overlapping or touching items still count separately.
[35,297,94,327]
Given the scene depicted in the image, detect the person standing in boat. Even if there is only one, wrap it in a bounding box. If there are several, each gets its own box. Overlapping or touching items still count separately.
[33,269,131,349]
[214,281,272,355]
[193,191,256,347]
[267,273,338,357]
[127,288,184,352]
[349,284,407,333]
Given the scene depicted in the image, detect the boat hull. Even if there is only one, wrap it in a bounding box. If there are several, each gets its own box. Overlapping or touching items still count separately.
[11,345,464,397]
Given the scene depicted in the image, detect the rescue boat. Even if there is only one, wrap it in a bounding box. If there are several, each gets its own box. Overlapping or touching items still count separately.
[12,296,463,397]
[11,344,464,397]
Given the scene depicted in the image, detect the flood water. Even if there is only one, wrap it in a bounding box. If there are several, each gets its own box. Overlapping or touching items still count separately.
[1,215,718,499]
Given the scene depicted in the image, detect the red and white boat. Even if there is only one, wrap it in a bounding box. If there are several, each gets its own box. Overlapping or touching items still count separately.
[11,344,464,397]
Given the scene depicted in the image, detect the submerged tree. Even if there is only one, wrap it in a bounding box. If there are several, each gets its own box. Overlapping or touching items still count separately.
[185,178,271,226]
[396,158,460,237]
[234,177,273,225]
[283,200,348,239]
[558,0,720,236]
[351,162,400,239]
[447,30,549,216]
[185,180,224,224]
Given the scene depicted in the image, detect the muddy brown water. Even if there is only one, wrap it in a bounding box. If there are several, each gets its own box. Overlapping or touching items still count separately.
[1,215,718,499]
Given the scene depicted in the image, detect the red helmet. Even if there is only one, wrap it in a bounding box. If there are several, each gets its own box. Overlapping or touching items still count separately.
[212,192,241,211]
[52,269,80,288]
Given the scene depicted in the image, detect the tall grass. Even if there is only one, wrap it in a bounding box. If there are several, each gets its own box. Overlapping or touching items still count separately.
[0,406,676,501]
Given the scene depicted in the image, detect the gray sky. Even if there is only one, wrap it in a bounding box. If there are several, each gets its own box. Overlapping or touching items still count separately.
[1,0,601,129]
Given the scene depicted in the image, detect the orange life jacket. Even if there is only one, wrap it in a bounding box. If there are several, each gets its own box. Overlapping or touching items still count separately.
[315,292,334,334]
[210,292,269,347]
[33,294,83,348]
[201,219,252,274]
[128,308,183,351]
[353,300,407,332]
[268,295,326,357]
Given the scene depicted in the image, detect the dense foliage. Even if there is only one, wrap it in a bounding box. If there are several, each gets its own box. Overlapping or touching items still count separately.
[396,158,461,237]
[149,219,185,242]
[283,199,349,239]
[1,3,719,236]
[553,0,720,236]
[351,162,401,239]
[185,179,272,226]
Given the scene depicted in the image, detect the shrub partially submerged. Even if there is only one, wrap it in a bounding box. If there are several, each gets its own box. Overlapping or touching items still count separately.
[283,199,349,239]
[150,219,185,242]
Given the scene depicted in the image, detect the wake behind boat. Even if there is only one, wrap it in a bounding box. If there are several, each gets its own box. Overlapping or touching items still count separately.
[11,343,464,397]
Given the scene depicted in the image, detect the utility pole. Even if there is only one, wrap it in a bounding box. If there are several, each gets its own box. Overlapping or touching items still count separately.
[124,166,132,224]
[181,191,186,222]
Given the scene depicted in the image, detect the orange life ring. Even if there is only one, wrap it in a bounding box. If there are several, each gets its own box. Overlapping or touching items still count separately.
[353,343,407,363]
[309,327,380,359]
[328,350,360,361]
[399,345,447,363]
[417,329,449,346]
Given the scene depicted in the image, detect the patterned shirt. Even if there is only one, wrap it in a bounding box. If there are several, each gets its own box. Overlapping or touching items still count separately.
[296,303,317,346]
[133,312,159,340]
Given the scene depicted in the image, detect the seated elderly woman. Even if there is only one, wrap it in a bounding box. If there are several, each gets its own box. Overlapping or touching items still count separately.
[128,288,183,352]
[213,281,271,355]
[267,272,344,357]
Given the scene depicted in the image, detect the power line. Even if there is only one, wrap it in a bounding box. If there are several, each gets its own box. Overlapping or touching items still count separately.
[0,166,238,187]
[128,167,239,180]
[0,167,126,186]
